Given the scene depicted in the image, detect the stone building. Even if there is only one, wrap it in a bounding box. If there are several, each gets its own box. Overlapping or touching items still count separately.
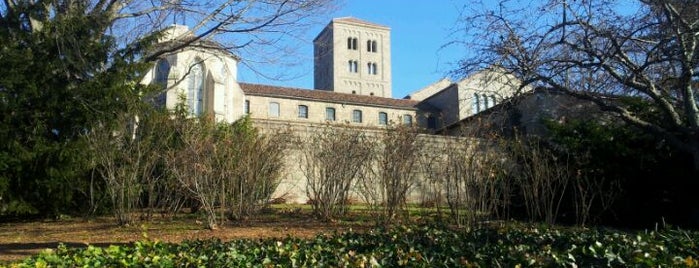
[142,17,526,203]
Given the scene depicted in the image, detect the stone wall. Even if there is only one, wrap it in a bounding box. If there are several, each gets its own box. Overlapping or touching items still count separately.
[251,119,487,204]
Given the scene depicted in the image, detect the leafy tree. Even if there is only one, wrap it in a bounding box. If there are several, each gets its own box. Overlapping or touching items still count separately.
[0,3,154,216]
[454,0,699,171]
[0,0,335,217]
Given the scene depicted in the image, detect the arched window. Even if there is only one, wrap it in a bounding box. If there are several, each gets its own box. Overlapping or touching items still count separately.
[378,112,388,125]
[367,62,373,74]
[403,114,413,126]
[269,102,280,117]
[367,40,372,52]
[372,63,378,74]
[371,40,377,52]
[187,62,204,116]
[352,110,363,123]
[326,107,336,121]
[482,94,489,109]
[298,105,308,118]
[347,37,357,50]
[154,59,170,87]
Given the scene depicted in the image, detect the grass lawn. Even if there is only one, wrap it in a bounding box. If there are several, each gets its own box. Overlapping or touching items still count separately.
[0,204,374,262]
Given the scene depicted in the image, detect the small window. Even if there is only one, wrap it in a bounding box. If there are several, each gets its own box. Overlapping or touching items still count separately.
[352,110,363,123]
[245,100,250,114]
[348,37,357,50]
[372,63,377,75]
[366,40,377,52]
[378,112,388,125]
[427,116,437,129]
[473,93,480,113]
[403,114,413,126]
[298,105,308,118]
[269,102,280,117]
[325,107,336,121]
[367,62,373,74]
[154,59,170,87]
[482,94,489,109]
[491,95,497,107]
[348,60,358,73]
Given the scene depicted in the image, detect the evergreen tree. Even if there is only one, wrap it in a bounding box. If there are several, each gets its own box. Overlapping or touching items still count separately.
[0,3,155,217]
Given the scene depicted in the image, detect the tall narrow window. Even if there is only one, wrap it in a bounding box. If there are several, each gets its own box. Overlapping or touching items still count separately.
[367,40,372,52]
[269,102,280,117]
[403,114,413,126]
[482,94,489,109]
[298,105,308,118]
[187,62,204,116]
[491,95,497,107]
[372,63,378,75]
[347,37,357,50]
[245,100,250,114]
[378,112,388,125]
[473,93,480,113]
[352,110,363,123]
[367,62,373,74]
[326,107,336,121]
[349,60,358,73]
[348,60,353,72]
[371,40,377,52]
[154,59,170,87]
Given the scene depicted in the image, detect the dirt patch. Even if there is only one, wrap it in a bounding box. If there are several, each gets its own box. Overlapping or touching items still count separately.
[0,211,369,262]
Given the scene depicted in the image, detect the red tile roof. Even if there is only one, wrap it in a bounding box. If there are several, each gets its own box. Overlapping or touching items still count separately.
[240,83,418,109]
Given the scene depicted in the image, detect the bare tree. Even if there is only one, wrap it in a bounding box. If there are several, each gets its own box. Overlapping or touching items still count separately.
[165,116,223,229]
[436,134,511,227]
[301,124,374,221]
[507,136,571,225]
[356,126,423,224]
[1,0,337,80]
[454,0,699,171]
[86,111,163,225]
[226,118,289,220]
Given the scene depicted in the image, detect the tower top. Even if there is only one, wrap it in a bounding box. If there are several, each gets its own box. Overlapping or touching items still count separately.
[332,17,390,29]
[313,17,392,98]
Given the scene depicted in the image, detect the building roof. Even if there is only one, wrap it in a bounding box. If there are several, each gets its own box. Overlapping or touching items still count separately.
[332,17,390,29]
[240,83,418,109]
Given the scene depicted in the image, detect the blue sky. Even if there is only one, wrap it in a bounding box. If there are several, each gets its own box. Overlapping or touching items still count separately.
[237,0,467,99]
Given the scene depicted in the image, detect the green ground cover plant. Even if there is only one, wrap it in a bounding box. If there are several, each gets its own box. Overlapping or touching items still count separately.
[8,224,698,267]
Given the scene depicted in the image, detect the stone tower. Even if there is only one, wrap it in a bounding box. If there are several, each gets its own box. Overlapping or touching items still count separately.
[313,17,392,98]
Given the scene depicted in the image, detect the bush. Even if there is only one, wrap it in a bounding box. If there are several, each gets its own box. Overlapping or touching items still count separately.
[13,224,699,267]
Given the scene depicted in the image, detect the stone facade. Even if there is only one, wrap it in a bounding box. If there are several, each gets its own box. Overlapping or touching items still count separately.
[141,19,528,204]
[314,17,392,98]
[242,83,418,127]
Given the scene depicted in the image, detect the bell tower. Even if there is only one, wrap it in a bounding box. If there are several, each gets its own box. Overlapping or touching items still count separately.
[313,17,392,98]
